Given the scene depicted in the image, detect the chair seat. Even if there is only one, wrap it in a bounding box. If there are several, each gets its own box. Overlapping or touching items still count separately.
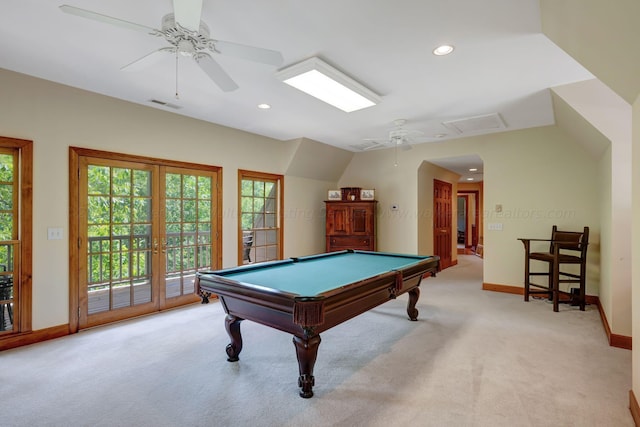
[529,252,583,264]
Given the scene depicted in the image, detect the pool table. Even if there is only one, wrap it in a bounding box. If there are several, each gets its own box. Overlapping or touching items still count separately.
[196,249,439,398]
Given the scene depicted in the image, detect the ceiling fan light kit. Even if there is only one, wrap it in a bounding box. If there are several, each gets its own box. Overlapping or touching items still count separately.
[275,57,381,113]
[161,14,210,56]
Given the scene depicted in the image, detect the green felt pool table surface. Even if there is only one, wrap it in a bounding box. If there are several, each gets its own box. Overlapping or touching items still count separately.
[211,250,434,296]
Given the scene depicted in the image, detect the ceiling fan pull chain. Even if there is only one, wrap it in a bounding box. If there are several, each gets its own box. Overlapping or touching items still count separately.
[394,144,398,167]
[175,50,180,100]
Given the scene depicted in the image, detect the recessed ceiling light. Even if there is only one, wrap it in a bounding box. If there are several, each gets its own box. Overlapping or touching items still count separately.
[257,103,271,109]
[469,168,478,172]
[466,177,475,181]
[433,45,454,56]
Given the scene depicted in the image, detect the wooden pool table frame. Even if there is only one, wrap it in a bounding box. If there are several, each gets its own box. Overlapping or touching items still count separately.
[196,250,439,398]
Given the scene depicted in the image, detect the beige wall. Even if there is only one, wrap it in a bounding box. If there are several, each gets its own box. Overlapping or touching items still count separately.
[552,80,632,337]
[282,176,329,258]
[338,125,601,293]
[541,0,640,105]
[540,0,640,400]
[633,94,640,398]
[598,144,613,329]
[0,68,335,330]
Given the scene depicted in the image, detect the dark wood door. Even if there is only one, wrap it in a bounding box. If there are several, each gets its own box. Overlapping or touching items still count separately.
[434,179,452,269]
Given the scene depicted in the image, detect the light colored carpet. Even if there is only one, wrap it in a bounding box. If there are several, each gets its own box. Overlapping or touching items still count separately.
[1,255,633,426]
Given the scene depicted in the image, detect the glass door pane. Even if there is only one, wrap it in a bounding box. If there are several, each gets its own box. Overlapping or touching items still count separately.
[85,162,156,315]
[163,169,215,302]
[0,241,17,332]
[0,150,17,333]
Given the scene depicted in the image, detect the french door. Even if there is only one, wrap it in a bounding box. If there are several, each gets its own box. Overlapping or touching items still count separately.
[70,148,221,330]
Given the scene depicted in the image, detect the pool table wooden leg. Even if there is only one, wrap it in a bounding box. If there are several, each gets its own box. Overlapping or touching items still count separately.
[224,314,243,362]
[407,287,420,321]
[293,332,321,398]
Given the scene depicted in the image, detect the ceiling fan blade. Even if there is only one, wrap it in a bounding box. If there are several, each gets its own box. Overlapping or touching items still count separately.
[59,5,157,34]
[196,54,239,92]
[121,49,172,72]
[214,40,284,66]
[173,0,203,32]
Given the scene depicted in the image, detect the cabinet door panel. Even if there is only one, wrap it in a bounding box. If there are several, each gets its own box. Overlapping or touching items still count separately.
[327,206,349,234]
[351,208,369,234]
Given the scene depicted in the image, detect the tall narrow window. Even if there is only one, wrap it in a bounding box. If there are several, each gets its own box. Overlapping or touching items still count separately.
[238,171,283,265]
[0,137,32,338]
[0,149,17,332]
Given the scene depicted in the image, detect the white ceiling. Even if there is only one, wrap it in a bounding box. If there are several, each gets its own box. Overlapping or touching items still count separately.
[0,0,594,179]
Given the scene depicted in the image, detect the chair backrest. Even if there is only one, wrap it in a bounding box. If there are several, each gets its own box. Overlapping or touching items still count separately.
[242,231,254,246]
[549,225,589,256]
[242,231,254,261]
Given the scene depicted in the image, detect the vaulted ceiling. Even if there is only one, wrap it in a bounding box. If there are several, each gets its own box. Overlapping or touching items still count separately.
[1,0,594,156]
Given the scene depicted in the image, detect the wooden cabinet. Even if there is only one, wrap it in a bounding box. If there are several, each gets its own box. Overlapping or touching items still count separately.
[325,201,377,252]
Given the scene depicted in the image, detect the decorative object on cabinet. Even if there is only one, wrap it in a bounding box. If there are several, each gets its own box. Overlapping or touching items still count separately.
[340,187,361,201]
[360,189,375,200]
[327,190,341,200]
[325,199,377,252]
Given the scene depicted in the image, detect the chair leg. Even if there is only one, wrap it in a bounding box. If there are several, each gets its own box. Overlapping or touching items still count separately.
[547,263,554,301]
[552,261,560,312]
[579,266,586,311]
[523,256,530,302]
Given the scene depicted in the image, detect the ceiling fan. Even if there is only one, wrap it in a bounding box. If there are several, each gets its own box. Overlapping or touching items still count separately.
[362,119,427,166]
[364,119,425,151]
[59,1,284,92]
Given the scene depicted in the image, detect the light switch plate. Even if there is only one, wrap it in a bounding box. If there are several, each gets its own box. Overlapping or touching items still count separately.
[47,227,63,240]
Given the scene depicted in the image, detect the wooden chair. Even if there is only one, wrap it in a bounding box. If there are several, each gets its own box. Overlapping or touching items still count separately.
[518,226,589,312]
[0,268,12,330]
[242,231,254,263]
